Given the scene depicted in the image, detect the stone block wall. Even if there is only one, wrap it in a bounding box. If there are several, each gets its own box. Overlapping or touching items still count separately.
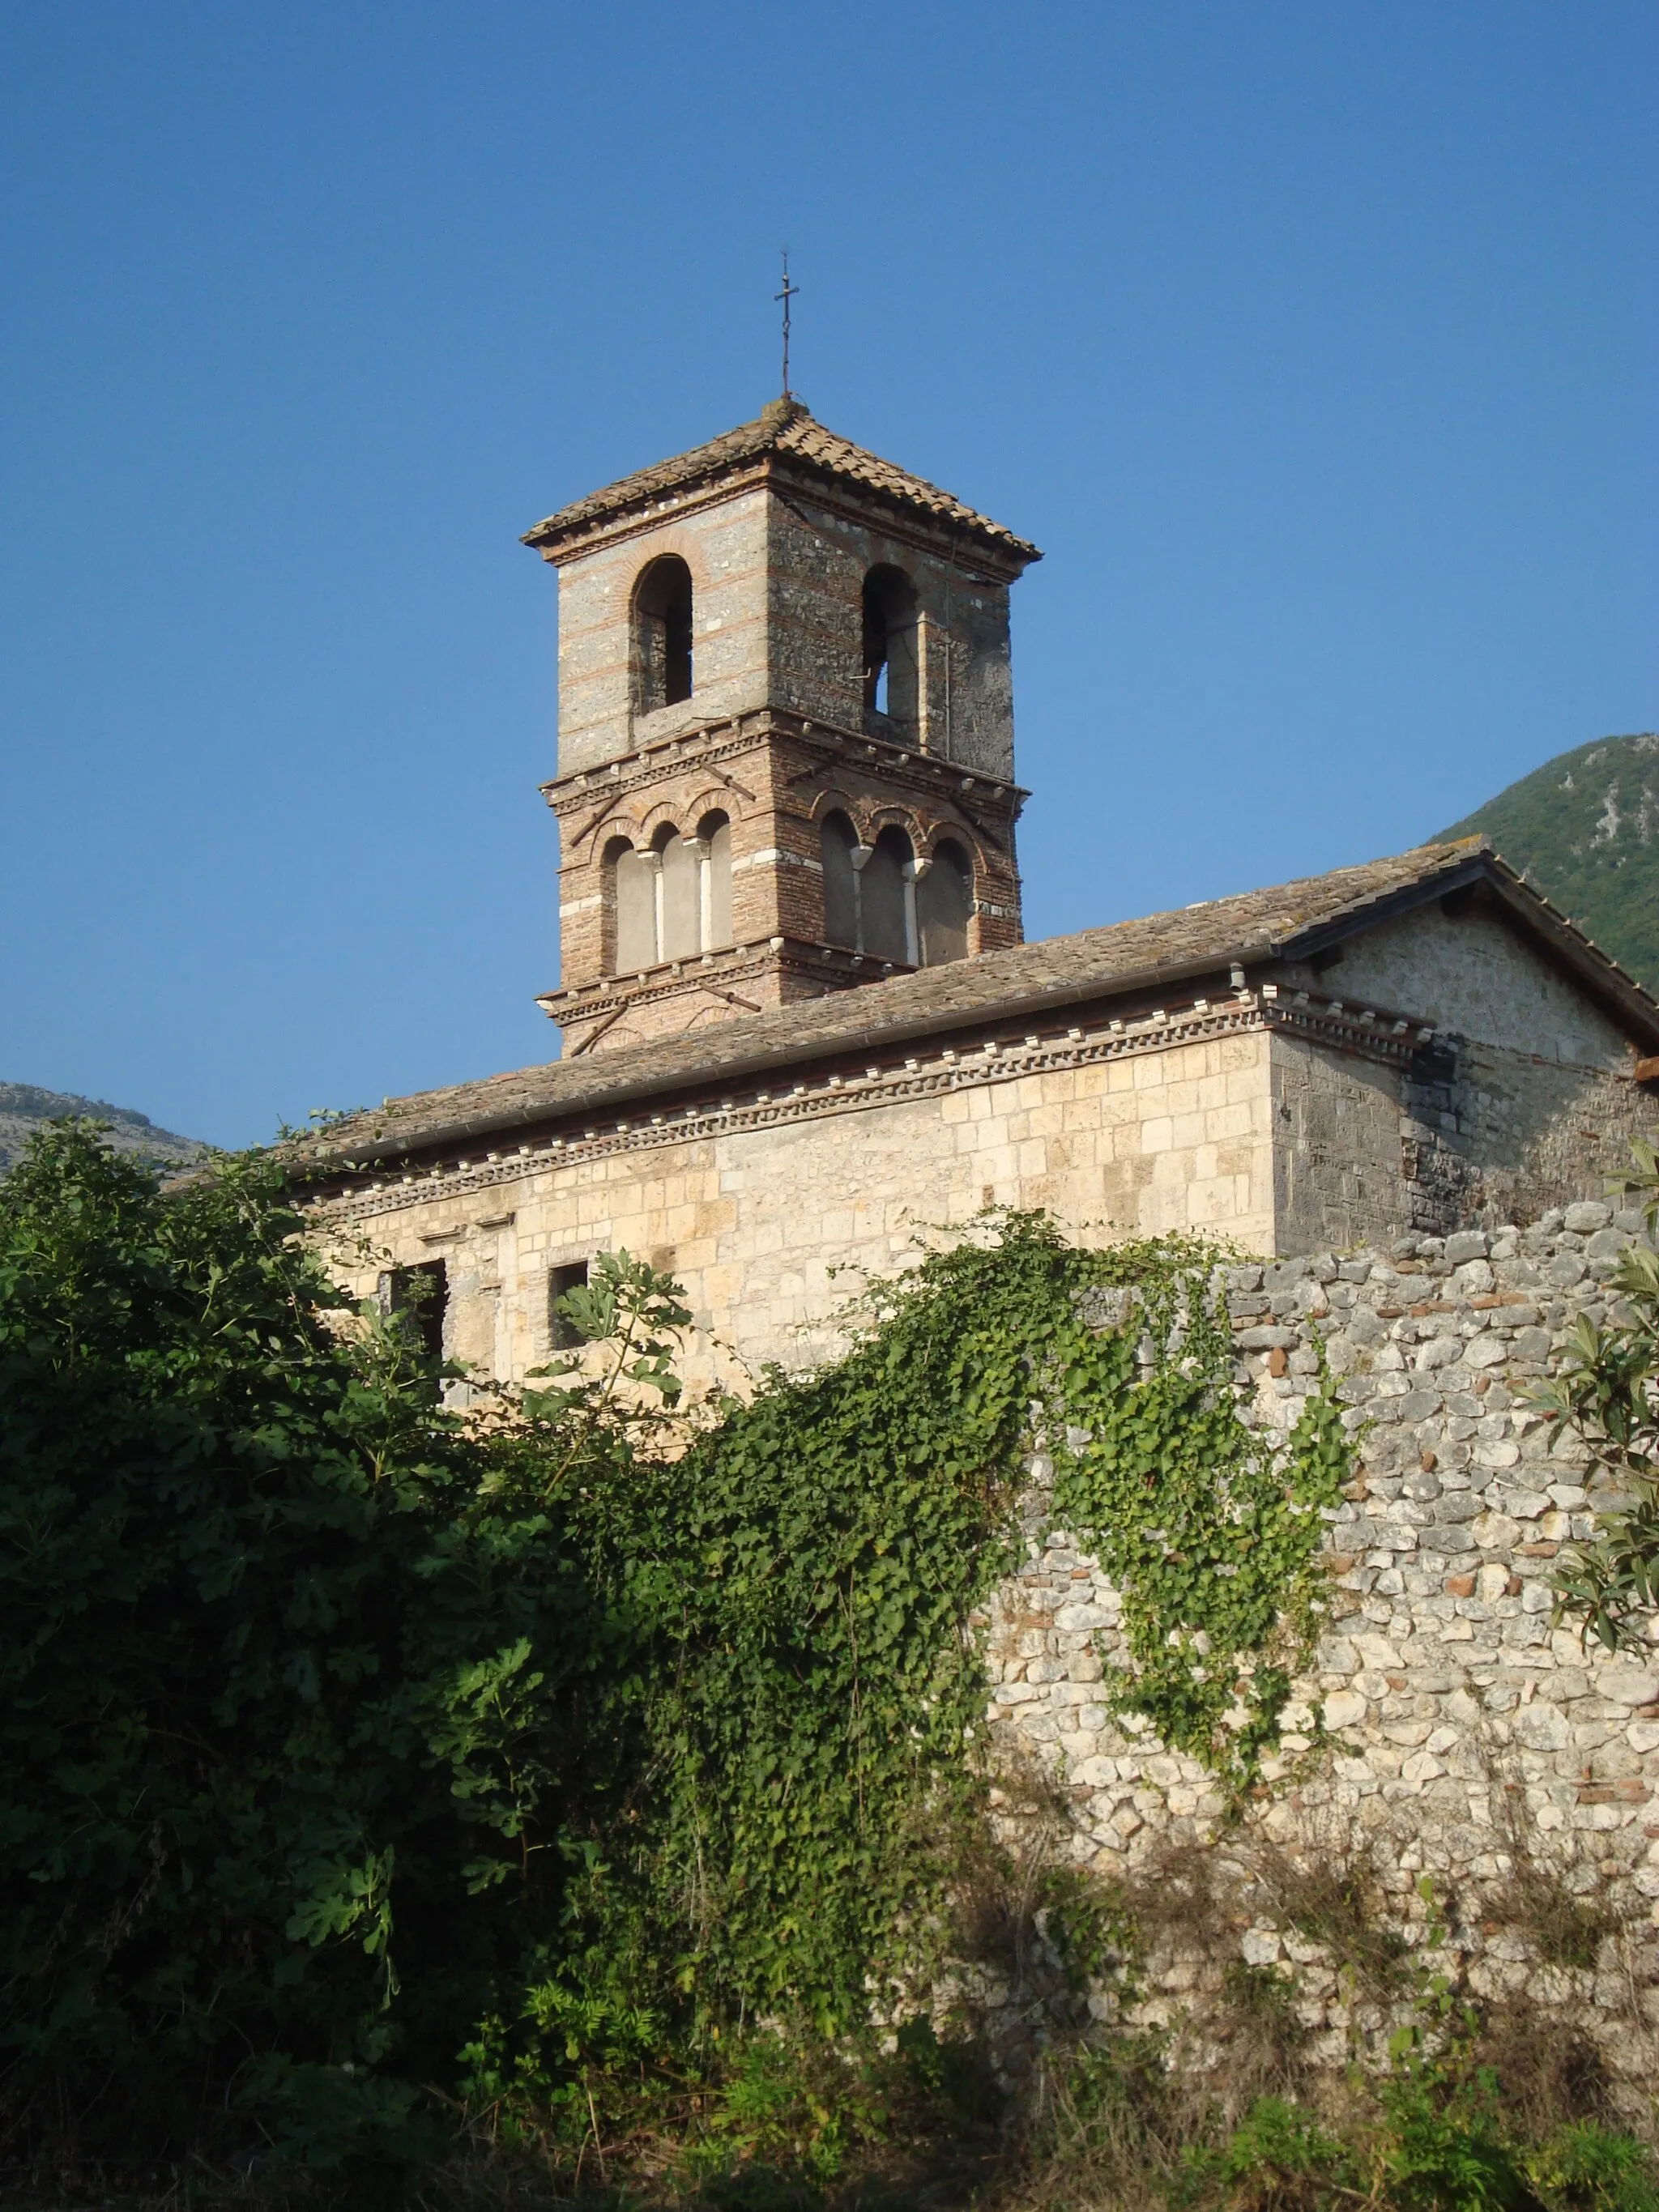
[1271,1031,1408,1252]
[1269,897,1653,1239]
[980,1205,1659,2101]
[1404,1036,1655,1234]
[326,1025,1281,1396]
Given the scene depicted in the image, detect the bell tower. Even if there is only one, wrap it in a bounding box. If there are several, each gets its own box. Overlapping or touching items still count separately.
[524,399,1041,1055]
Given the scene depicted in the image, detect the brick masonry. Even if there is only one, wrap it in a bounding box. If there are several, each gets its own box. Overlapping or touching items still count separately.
[540,710,1024,1055]
[527,406,1038,1055]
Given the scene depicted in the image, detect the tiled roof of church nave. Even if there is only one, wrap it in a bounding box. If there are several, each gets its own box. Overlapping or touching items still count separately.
[521,397,1042,563]
[309,837,1659,1170]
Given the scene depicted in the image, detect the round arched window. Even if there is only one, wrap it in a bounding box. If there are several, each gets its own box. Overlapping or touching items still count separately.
[633,555,693,711]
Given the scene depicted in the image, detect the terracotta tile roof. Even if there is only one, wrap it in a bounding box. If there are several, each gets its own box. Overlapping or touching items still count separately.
[306,837,1659,1171]
[522,398,1041,565]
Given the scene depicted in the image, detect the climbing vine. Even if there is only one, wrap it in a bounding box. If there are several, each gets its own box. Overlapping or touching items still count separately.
[1046,1247,1353,1787]
[516,1214,1354,2091]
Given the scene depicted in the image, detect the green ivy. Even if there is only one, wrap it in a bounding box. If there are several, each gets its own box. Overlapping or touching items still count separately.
[527,1221,1354,2080]
[539,1211,1090,2048]
[1047,1244,1353,1788]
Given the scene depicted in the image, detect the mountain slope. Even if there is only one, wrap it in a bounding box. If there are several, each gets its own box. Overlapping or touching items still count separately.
[0,1083,208,1176]
[1433,732,1659,989]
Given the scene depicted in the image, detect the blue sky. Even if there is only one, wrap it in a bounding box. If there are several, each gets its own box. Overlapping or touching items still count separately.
[2,2,1654,1148]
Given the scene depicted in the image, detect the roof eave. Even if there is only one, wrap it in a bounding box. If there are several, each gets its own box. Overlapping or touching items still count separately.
[298,937,1283,1179]
[521,448,1041,569]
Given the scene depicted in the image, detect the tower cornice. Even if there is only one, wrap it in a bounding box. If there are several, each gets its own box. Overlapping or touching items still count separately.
[538,706,1028,822]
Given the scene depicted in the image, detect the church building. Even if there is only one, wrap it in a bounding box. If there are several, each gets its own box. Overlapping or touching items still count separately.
[309,402,1659,1390]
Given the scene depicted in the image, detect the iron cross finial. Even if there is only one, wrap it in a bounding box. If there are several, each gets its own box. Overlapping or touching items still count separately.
[774,249,800,399]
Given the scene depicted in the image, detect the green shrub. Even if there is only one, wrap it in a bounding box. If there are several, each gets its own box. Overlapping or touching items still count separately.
[1525,2120,1659,2212]
[0,1125,1365,2189]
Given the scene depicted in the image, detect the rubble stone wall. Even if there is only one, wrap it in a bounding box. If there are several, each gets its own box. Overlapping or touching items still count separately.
[982,1204,1659,2101]
[1405,1036,1654,1234]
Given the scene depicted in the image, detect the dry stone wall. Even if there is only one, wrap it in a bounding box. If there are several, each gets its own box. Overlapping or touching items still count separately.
[980,1203,1659,2102]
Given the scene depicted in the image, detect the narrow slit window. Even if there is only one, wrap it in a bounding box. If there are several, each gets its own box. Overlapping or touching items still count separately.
[657,824,701,961]
[609,837,658,974]
[698,812,732,949]
[861,566,919,735]
[821,810,859,948]
[860,825,916,965]
[918,838,972,966]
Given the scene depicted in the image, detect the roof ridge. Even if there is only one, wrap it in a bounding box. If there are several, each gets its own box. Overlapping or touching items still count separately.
[304,835,1659,1173]
[522,403,1040,560]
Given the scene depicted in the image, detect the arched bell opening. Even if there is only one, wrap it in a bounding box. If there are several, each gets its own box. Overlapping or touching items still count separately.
[633,554,694,714]
[859,824,916,965]
[918,837,972,966]
[861,565,919,737]
[604,812,734,973]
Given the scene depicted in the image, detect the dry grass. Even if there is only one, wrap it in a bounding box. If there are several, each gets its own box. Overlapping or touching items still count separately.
[1483,1781,1623,1975]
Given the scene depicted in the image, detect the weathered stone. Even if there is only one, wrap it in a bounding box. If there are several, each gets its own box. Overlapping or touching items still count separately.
[1473,1511,1521,1550]
[1500,1490,1551,1520]
[1418,1525,1478,1554]
[1432,1493,1484,1523]
[1444,1230,1491,1264]
[1239,1325,1299,1350]
[1512,1703,1572,1750]
[1599,1669,1659,1708]
[1563,1201,1612,1233]
[1464,1334,1511,1370]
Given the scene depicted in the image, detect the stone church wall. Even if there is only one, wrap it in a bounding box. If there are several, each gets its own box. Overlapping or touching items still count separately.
[1330,900,1633,1069]
[1270,897,1653,1240]
[979,1207,1659,2105]
[327,1026,1281,1393]
[1270,1031,1410,1252]
[326,978,1650,1399]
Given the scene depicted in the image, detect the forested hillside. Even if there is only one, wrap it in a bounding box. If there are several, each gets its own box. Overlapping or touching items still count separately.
[0,1080,206,1174]
[1435,731,1659,987]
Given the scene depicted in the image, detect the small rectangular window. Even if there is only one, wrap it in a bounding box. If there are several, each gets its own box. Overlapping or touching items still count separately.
[378,1258,448,1362]
[548,1259,591,1351]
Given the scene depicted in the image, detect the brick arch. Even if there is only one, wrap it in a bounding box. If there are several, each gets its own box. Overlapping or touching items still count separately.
[606,527,712,620]
[915,818,982,880]
[634,799,689,847]
[572,802,651,867]
[808,786,867,835]
[638,788,740,845]
[865,801,928,850]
